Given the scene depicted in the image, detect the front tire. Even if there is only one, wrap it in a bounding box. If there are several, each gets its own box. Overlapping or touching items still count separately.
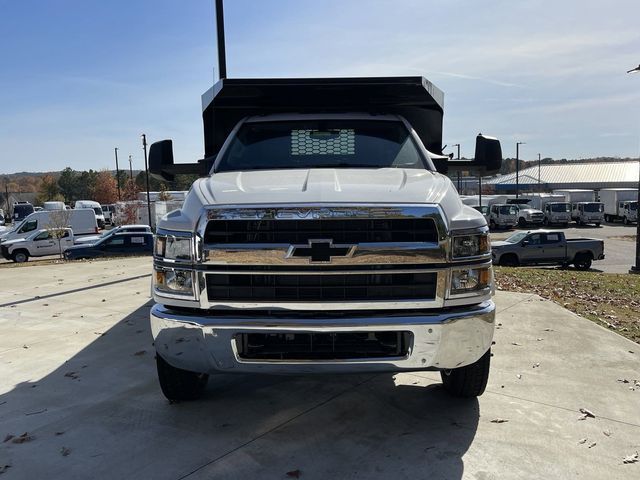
[156,354,209,402]
[441,349,491,398]
[12,250,29,263]
[500,253,519,267]
[518,217,526,227]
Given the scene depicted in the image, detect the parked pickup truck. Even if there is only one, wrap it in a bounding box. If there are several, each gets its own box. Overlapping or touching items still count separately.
[491,230,604,270]
[1,228,73,263]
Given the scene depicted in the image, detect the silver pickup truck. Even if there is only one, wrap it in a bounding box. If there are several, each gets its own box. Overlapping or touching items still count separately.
[492,230,604,270]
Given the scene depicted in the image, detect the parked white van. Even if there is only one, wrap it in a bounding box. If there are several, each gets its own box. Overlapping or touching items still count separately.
[75,200,105,228]
[43,201,66,211]
[0,209,98,244]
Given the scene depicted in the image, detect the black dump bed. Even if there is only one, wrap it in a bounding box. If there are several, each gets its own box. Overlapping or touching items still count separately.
[200,77,445,158]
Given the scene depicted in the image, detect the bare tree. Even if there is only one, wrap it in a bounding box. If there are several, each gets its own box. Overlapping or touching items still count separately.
[46,209,72,259]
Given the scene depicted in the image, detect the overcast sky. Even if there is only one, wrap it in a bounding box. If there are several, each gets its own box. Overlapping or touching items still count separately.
[1,0,640,174]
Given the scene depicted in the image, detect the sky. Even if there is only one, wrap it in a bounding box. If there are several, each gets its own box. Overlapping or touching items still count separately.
[1,0,640,174]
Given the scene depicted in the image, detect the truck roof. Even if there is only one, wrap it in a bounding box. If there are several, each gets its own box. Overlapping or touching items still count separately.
[200,76,445,158]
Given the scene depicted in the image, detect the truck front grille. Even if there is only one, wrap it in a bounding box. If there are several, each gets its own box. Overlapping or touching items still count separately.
[206,272,437,302]
[236,331,412,360]
[204,218,438,244]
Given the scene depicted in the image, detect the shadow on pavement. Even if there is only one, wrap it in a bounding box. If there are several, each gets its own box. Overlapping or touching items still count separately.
[0,303,479,480]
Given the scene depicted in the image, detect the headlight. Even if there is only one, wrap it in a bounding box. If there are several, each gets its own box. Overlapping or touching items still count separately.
[155,234,193,261]
[450,267,491,295]
[155,268,194,296]
[452,233,490,258]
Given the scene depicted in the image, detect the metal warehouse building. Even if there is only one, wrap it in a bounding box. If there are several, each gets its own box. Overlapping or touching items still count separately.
[485,160,639,193]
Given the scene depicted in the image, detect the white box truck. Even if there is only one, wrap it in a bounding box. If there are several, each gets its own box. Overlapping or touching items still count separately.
[600,188,638,224]
[522,193,571,226]
[75,200,105,228]
[553,190,603,226]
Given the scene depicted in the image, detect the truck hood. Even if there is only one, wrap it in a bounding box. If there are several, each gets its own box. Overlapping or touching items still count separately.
[0,237,26,246]
[161,168,487,232]
[491,241,512,248]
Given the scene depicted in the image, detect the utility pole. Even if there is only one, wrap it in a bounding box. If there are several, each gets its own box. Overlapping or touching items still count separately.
[128,155,133,181]
[216,0,227,80]
[452,143,461,191]
[628,64,640,274]
[516,142,525,198]
[538,153,541,192]
[114,147,121,201]
[141,134,152,229]
[4,178,9,220]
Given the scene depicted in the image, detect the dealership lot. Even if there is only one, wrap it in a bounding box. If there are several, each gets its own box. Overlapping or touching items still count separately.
[0,258,638,479]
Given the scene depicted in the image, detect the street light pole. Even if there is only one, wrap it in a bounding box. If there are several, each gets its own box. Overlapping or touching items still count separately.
[141,134,152,230]
[114,147,121,201]
[628,64,640,274]
[452,143,461,191]
[516,142,526,198]
[538,153,541,192]
[128,155,133,181]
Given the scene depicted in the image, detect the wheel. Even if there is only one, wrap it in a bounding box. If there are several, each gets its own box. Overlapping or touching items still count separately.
[595,223,600,227]
[562,223,569,228]
[623,216,629,225]
[489,220,496,230]
[441,349,491,398]
[604,215,610,222]
[518,217,526,227]
[573,253,592,271]
[500,253,519,267]
[12,250,29,263]
[156,354,209,401]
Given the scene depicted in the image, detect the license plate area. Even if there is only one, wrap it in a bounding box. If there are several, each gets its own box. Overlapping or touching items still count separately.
[236,331,412,361]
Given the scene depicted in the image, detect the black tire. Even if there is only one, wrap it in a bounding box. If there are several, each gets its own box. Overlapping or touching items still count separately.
[500,253,519,267]
[12,250,29,263]
[623,216,629,225]
[562,223,569,228]
[595,223,600,227]
[573,252,592,271]
[518,217,526,227]
[604,215,610,222]
[156,354,209,401]
[441,349,491,398]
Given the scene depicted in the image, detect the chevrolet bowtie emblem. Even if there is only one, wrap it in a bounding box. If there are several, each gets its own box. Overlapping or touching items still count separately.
[286,239,356,264]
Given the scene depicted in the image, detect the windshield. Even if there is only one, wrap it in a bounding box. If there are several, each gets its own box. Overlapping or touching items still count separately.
[584,203,604,213]
[505,231,528,243]
[630,201,637,211]
[549,203,571,213]
[499,205,518,215]
[215,120,426,172]
[93,207,103,216]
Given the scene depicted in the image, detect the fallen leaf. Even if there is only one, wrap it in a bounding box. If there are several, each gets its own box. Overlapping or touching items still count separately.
[516,374,522,379]
[60,447,71,457]
[55,431,65,436]
[11,432,33,444]
[286,470,301,478]
[0,465,11,474]
[532,363,540,368]
[578,438,587,444]
[133,350,146,356]
[623,452,639,464]
[603,430,612,437]
[64,372,79,380]
[579,408,595,418]
[491,418,509,423]
[2,435,14,443]
[588,442,597,448]
[511,342,522,346]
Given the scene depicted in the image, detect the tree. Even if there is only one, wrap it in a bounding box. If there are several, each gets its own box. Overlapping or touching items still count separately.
[93,171,119,204]
[58,168,81,203]
[157,183,172,201]
[36,174,61,204]
[46,209,72,259]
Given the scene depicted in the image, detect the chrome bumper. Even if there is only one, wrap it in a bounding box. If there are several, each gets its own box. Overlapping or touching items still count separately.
[150,301,495,375]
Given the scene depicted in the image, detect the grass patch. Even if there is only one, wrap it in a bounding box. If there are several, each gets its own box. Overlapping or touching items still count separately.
[494,267,640,344]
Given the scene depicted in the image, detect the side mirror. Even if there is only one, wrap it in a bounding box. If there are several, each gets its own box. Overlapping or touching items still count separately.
[149,139,216,181]
[445,134,503,175]
[149,140,176,182]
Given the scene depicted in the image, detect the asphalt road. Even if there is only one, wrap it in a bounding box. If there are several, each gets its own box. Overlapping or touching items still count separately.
[0,258,638,479]
[490,223,638,274]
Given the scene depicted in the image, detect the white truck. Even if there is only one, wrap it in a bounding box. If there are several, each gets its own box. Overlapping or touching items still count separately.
[488,203,518,230]
[1,228,74,262]
[522,194,571,226]
[146,74,504,402]
[600,188,638,224]
[75,200,105,229]
[553,189,595,203]
[0,209,98,244]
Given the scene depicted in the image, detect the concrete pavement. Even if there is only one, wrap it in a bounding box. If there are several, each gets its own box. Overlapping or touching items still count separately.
[0,258,638,479]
